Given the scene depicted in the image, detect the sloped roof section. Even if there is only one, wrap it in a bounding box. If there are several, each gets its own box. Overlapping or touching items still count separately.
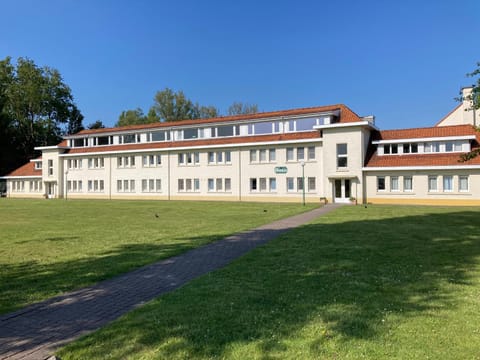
[372,124,477,141]
[5,161,42,177]
[71,104,361,137]
[66,131,322,155]
[366,126,480,168]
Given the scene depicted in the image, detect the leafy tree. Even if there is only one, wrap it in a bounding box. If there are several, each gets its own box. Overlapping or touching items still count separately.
[459,61,480,162]
[150,88,218,122]
[227,102,259,116]
[0,56,83,174]
[116,107,160,127]
[87,120,106,129]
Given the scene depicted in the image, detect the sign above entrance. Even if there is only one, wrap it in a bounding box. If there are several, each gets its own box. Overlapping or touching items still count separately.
[274,166,288,174]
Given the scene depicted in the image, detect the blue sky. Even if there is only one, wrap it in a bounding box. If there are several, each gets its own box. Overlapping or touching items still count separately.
[1,0,479,129]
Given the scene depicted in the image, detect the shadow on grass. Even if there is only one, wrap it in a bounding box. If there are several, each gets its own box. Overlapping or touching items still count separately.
[0,237,222,315]
[55,208,480,359]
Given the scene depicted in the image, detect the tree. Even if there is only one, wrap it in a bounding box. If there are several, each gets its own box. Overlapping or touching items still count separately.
[150,88,218,122]
[227,102,259,116]
[459,61,480,162]
[87,120,106,129]
[0,56,83,174]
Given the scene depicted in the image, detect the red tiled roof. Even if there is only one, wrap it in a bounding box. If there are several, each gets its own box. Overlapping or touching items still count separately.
[6,161,42,177]
[373,124,477,141]
[366,126,480,168]
[72,104,360,136]
[66,131,322,155]
[366,152,480,167]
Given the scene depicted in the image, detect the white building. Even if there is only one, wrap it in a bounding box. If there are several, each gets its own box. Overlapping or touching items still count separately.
[3,88,480,205]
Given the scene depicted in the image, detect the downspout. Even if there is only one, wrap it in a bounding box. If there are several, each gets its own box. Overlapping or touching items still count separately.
[168,151,171,200]
[109,156,112,200]
[238,147,242,201]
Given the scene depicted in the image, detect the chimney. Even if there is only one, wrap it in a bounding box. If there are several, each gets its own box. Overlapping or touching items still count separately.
[362,115,375,125]
[461,86,477,126]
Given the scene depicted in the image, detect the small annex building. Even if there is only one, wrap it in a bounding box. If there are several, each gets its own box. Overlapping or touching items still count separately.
[2,87,480,206]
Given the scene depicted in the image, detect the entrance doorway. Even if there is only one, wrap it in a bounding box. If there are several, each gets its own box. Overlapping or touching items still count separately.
[334,179,351,203]
[47,183,55,199]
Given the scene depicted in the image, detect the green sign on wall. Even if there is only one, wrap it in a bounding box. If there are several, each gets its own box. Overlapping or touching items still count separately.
[274,166,288,174]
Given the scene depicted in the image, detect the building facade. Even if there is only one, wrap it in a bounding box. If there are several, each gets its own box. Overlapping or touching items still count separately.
[3,88,480,205]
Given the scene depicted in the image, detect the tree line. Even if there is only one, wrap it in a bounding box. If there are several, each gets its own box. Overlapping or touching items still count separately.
[114,89,258,127]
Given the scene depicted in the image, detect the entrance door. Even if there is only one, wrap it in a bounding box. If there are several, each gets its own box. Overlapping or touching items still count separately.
[334,179,351,203]
[47,183,55,199]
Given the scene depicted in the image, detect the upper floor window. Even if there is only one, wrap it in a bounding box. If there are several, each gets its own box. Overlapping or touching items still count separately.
[403,143,418,154]
[34,162,42,170]
[88,157,104,169]
[178,152,200,165]
[143,154,162,167]
[48,159,53,176]
[459,175,469,192]
[150,130,169,142]
[337,144,348,168]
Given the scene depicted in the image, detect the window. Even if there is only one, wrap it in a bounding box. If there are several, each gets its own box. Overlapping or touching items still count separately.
[184,128,197,139]
[97,136,109,145]
[445,142,454,152]
[217,125,234,137]
[142,179,147,192]
[208,152,215,164]
[225,178,231,191]
[308,177,316,191]
[384,144,391,154]
[122,134,136,144]
[178,179,185,191]
[391,144,398,154]
[286,148,294,161]
[259,149,267,162]
[269,178,276,191]
[286,177,295,191]
[151,131,168,142]
[459,176,469,192]
[250,150,257,162]
[225,151,231,163]
[216,178,223,191]
[259,178,267,191]
[156,179,162,192]
[88,180,93,192]
[390,176,399,191]
[178,153,185,165]
[428,176,438,192]
[250,178,257,191]
[141,179,161,193]
[123,180,129,192]
[297,147,304,161]
[208,178,214,191]
[149,179,155,192]
[34,162,42,170]
[297,177,304,191]
[377,176,386,191]
[443,175,453,192]
[48,160,53,176]
[194,178,200,191]
[307,146,315,160]
[255,121,273,135]
[337,144,348,168]
[404,176,413,191]
[217,151,223,163]
[269,149,276,162]
[296,117,317,131]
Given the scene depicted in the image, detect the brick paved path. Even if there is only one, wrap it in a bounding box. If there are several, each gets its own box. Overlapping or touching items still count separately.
[0,205,341,360]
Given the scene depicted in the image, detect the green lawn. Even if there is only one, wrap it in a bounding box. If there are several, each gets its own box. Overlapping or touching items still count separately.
[58,205,480,359]
[0,198,315,315]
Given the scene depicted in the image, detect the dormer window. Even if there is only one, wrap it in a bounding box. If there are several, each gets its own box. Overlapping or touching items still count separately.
[34,162,42,170]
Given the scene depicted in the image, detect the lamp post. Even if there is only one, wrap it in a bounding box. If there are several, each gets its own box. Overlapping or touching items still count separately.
[300,161,305,206]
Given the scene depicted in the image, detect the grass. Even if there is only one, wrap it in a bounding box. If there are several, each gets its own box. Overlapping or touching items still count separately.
[0,198,316,315]
[57,205,480,359]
